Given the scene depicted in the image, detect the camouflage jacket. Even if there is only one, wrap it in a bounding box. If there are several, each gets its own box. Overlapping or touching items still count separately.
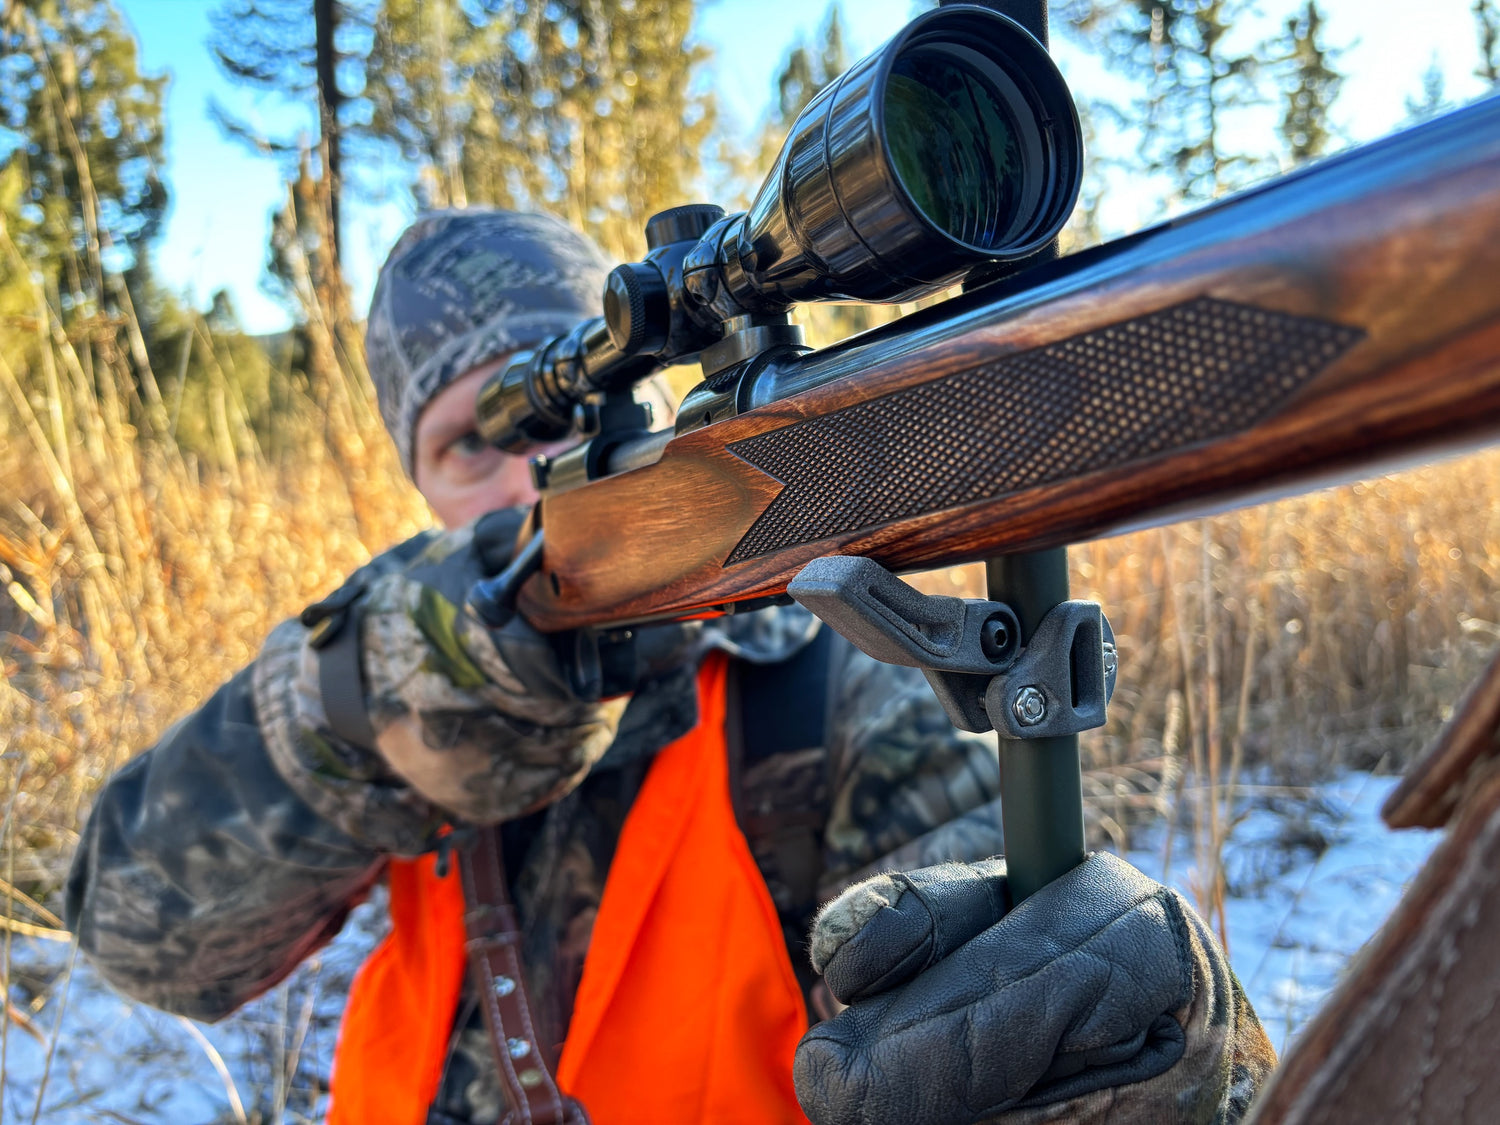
[64,528,1010,1123]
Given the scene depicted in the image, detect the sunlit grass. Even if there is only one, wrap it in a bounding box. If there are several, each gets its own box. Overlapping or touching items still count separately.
[0,291,430,897]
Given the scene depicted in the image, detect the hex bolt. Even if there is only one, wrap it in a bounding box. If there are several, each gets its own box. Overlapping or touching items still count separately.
[980,614,1012,660]
[1012,686,1048,727]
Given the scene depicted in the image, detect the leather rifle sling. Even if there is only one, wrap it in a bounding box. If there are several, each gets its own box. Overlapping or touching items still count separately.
[458,828,591,1125]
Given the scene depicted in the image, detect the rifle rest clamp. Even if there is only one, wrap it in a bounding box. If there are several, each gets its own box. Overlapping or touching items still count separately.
[787,555,1115,738]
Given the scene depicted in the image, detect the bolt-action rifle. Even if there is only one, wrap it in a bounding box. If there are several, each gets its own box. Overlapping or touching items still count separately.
[468,0,1500,905]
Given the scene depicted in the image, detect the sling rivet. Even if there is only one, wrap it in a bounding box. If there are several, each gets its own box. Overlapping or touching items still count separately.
[508,1037,532,1059]
[492,975,516,997]
[518,1068,544,1088]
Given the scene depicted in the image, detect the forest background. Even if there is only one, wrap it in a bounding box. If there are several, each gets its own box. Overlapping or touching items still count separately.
[0,0,1499,1116]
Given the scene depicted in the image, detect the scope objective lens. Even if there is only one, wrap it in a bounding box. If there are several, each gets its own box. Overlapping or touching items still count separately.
[884,42,1049,253]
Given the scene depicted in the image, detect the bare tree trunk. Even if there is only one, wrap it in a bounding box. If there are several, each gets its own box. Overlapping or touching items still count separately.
[314,0,342,264]
[1479,0,1500,83]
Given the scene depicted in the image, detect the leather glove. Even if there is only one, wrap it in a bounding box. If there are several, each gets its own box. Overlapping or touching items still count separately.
[793,852,1276,1125]
[293,510,699,827]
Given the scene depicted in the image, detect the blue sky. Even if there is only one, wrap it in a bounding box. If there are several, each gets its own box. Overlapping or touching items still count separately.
[118,0,1495,335]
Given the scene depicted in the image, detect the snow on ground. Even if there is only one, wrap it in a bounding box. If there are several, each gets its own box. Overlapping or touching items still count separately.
[1,771,1444,1122]
[1,896,385,1123]
[1128,771,1443,1055]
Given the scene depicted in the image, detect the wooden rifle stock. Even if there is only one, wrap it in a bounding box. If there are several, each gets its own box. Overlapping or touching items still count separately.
[520,95,1500,634]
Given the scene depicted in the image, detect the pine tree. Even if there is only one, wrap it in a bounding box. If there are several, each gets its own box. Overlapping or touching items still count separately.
[749,6,891,345]
[353,0,465,207]
[0,0,167,318]
[1404,55,1450,123]
[268,151,335,318]
[1477,0,1500,84]
[720,5,848,209]
[776,4,848,125]
[0,0,168,391]
[207,0,369,265]
[1061,0,1270,205]
[361,0,716,259]
[1059,100,1110,252]
[211,1,718,262]
[1278,0,1344,167]
[209,0,387,408]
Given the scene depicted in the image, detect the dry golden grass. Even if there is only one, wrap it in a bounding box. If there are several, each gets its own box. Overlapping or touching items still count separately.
[0,303,430,901]
[1075,457,1500,930]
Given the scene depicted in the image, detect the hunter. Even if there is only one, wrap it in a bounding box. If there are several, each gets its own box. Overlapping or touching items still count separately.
[65,209,1275,1125]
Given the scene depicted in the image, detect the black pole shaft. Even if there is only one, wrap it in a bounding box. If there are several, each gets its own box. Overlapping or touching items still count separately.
[994,0,1047,41]
[954,0,1085,904]
[938,0,1047,43]
[987,549,1087,903]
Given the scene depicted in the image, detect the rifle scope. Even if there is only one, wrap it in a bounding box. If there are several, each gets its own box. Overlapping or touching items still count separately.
[476,3,1082,456]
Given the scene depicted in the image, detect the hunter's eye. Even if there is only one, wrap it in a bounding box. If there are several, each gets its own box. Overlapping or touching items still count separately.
[445,430,488,459]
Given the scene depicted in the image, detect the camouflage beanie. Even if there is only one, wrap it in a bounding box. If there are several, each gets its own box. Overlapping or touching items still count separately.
[366,209,611,477]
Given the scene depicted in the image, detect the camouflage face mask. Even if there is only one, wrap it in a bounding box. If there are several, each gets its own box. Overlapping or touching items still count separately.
[365,209,611,478]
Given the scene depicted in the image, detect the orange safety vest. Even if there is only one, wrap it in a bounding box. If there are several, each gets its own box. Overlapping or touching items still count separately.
[328,654,811,1124]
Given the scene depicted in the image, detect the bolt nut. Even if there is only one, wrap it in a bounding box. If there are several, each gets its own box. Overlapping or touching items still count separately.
[1012,686,1048,727]
[1102,641,1118,677]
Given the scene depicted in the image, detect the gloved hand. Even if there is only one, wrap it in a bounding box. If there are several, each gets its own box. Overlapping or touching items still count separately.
[272,510,700,834]
[350,519,618,824]
[793,852,1276,1125]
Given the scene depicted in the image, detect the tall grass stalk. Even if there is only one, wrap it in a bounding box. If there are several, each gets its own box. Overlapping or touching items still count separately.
[177,1017,250,1125]
[1068,472,1500,904]
[1,240,429,893]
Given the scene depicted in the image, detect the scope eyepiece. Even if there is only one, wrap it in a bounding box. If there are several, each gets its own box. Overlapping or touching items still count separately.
[473,346,572,455]
[474,318,660,454]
